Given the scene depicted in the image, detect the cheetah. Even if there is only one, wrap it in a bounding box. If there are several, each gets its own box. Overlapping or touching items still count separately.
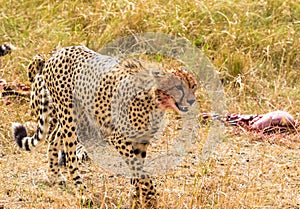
[12,46,197,206]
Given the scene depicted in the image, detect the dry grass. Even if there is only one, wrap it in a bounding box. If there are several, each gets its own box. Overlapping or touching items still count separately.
[1,0,300,208]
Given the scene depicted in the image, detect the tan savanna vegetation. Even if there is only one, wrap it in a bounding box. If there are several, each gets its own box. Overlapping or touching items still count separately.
[0,0,299,208]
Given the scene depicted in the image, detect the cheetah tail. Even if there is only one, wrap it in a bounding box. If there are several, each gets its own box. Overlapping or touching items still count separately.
[0,43,15,57]
[12,123,32,151]
[12,76,52,151]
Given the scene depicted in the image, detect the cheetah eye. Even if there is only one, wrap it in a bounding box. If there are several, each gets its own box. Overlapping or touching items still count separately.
[191,84,197,91]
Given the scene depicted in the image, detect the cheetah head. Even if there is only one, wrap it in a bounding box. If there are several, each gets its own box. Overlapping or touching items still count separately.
[154,66,197,113]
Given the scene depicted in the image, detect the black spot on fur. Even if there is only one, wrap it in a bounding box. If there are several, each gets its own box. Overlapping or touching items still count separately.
[24,139,30,151]
[134,149,140,155]
[141,151,146,158]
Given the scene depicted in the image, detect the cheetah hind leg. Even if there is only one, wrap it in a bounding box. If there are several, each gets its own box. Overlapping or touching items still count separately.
[58,143,91,167]
[46,123,68,185]
[47,124,91,186]
[58,108,92,167]
[52,126,93,206]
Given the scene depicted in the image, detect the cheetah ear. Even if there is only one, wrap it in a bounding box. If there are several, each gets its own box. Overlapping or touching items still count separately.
[120,59,143,69]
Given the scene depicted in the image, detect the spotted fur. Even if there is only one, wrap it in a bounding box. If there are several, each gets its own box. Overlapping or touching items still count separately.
[12,46,197,206]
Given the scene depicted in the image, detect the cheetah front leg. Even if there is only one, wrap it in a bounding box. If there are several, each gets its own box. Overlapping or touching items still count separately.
[112,136,158,207]
[130,141,158,207]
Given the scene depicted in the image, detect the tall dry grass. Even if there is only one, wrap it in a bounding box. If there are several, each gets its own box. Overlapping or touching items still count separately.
[0,0,299,208]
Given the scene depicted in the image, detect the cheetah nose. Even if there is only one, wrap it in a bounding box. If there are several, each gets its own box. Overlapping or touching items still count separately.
[187,99,195,105]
